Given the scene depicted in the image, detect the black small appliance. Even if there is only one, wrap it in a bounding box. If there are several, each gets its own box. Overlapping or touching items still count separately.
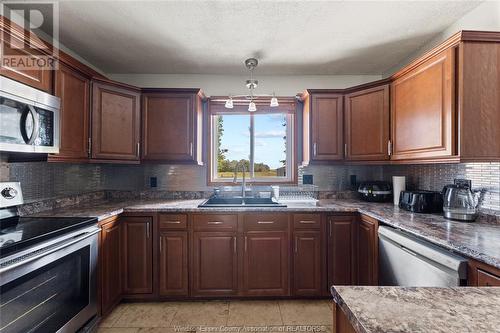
[358,181,392,202]
[399,190,443,213]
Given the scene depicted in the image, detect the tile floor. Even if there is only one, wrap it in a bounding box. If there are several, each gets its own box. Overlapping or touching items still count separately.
[98,300,334,333]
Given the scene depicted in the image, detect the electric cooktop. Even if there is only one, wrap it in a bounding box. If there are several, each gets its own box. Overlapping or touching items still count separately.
[0,216,98,258]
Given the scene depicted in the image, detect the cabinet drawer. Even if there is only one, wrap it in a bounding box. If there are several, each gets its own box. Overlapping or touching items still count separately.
[159,214,187,230]
[193,214,237,231]
[293,214,321,229]
[244,213,288,231]
[477,269,500,287]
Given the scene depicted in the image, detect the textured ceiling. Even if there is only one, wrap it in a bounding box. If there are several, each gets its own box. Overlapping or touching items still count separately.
[57,0,482,75]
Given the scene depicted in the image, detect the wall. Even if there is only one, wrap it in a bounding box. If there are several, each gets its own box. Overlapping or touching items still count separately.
[384,1,500,76]
[108,74,382,97]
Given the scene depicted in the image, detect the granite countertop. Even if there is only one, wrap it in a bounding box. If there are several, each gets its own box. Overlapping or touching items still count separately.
[28,198,500,269]
[331,285,500,333]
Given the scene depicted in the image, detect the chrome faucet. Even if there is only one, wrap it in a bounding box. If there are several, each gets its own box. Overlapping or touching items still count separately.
[233,161,247,199]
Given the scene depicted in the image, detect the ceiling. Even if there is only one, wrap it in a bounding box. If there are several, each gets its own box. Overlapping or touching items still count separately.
[56,0,482,75]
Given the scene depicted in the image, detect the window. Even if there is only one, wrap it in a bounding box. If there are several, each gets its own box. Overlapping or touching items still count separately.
[209,100,296,183]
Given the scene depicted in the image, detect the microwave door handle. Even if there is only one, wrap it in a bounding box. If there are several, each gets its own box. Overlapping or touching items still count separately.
[21,104,40,145]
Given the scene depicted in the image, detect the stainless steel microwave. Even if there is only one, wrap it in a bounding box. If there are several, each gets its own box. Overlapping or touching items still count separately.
[0,76,60,154]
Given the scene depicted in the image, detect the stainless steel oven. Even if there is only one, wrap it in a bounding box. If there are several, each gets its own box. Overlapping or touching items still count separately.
[0,225,99,333]
[0,76,60,154]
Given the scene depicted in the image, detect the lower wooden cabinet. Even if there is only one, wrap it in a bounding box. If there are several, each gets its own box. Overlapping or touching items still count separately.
[327,215,356,291]
[192,232,238,296]
[100,217,121,316]
[357,215,378,285]
[159,231,188,296]
[468,259,500,287]
[243,231,289,296]
[293,230,322,296]
[121,216,153,295]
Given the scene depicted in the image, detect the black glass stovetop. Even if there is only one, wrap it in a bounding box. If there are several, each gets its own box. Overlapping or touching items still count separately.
[0,216,97,259]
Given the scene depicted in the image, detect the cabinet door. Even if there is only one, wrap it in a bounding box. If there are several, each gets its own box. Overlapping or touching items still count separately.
[357,215,378,285]
[391,48,455,160]
[345,85,390,161]
[51,63,90,161]
[142,93,197,162]
[477,269,500,287]
[243,231,289,296]
[327,216,356,292]
[92,81,141,161]
[192,232,238,296]
[100,219,121,315]
[121,217,153,294]
[311,94,344,161]
[0,38,53,93]
[159,231,188,296]
[293,231,322,296]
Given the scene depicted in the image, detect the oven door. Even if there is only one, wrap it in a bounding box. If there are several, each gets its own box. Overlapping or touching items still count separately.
[0,228,99,333]
[0,76,60,154]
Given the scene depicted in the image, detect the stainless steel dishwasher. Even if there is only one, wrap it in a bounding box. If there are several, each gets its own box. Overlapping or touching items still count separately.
[378,226,468,286]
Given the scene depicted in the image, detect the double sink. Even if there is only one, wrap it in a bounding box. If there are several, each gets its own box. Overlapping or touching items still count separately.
[199,196,287,208]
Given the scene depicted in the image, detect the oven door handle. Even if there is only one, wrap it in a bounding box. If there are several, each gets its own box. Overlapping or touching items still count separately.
[0,228,100,274]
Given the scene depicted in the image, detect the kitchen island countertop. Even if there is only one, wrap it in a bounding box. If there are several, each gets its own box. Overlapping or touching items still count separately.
[331,285,500,333]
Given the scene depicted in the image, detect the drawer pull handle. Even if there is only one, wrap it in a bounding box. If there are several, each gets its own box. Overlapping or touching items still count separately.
[164,221,181,224]
[208,221,223,225]
[299,220,316,224]
[257,221,274,224]
[233,236,237,253]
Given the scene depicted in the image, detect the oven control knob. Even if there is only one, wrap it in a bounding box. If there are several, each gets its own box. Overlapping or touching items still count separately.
[1,187,18,199]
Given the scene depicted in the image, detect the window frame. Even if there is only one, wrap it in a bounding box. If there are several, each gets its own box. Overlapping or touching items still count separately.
[207,97,298,185]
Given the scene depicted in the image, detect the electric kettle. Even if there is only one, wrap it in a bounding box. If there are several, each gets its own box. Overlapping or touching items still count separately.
[442,183,480,222]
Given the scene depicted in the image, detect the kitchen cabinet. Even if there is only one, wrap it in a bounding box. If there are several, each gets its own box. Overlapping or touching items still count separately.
[243,230,289,296]
[192,232,238,296]
[345,84,390,161]
[292,230,322,296]
[391,48,455,161]
[335,304,356,333]
[159,231,188,296]
[357,215,378,285]
[327,215,356,291]
[50,63,90,162]
[468,258,500,286]
[0,38,53,93]
[91,79,141,162]
[142,90,204,163]
[99,217,121,316]
[121,216,153,294]
[302,91,344,163]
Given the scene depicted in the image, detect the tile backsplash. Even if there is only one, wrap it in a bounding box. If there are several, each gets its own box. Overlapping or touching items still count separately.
[382,163,500,211]
[1,157,499,212]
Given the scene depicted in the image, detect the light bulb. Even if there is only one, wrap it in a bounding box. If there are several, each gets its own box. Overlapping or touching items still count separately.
[225,98,234,109]
[270,96,279,107]
[248,101,257,112]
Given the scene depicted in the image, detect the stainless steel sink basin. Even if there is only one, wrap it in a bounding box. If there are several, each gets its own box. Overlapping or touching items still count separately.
[199,197,286,207]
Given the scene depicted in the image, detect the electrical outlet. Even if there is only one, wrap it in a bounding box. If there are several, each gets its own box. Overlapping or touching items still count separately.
[150,177,157,188]
[303,175,313,185]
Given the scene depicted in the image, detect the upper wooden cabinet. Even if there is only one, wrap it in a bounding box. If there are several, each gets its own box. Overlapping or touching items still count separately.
[91,80,141,162]
[50,63,90,162]
[0,33,53,93]
[391,48,456,160]
[142,90,204,164]
[345,84,390,161]
[302,92,344,163]
[457,41,500,161]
